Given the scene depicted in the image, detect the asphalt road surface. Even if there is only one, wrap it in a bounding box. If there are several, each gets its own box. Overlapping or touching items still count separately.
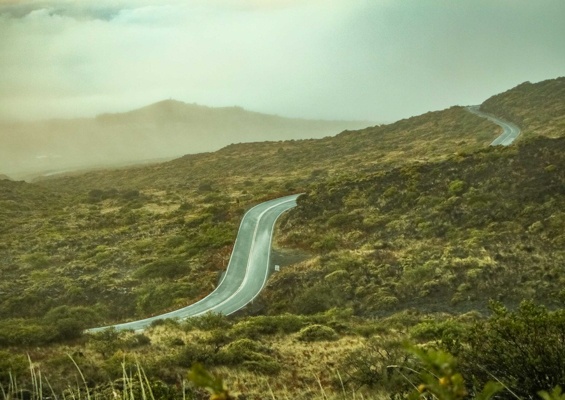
[88,194,300,332]
[467,106,521,146]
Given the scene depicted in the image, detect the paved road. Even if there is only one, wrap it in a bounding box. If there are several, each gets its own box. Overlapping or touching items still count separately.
[466,106,521,146]
[88,194,300,332]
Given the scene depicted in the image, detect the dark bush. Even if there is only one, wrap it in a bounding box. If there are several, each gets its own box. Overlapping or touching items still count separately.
[230,314,305,339]
[241,360,281,375]
[297,324,338,342]
[218,338,280,374]
[0,351,28,382]
[44,306,98,341]
[135,257,187,279]
[446,301,565,398]
[183,312,232,332]
[340,338,415,392]
[0,318,57,346]
[177,343,218,367]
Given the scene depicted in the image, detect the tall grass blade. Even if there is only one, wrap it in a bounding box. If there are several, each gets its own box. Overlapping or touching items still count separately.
[44,375,59,400]
[138,361,155,400]
[336,370,346,400]
[1,381,8,400]
[67,354,91,400]
[313,373,328,400]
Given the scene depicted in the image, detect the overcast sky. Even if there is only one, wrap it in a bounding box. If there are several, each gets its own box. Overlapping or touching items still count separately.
[1,0,564,122]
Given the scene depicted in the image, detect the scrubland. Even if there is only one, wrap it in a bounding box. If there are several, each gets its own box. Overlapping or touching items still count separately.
[1,77,564,399]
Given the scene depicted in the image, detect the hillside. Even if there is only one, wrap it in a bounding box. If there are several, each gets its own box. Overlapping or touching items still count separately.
[480,76,565,139]
[9,78,563,327]
[0,106,497,329]
[1,77,564,399]
[36,106,499,192]
[263,136,565,317]
[0,100,370,180]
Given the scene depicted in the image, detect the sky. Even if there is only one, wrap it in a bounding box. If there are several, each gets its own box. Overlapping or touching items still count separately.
[0,0,564,122]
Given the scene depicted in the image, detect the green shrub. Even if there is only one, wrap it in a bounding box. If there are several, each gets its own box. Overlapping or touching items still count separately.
[135,256,187,279]
[241,360,281,375]
[167,337,185,347]
[339,338,414,392]
[44,305,98,340]
[446,301,565,398]
[230,314,305,339]
[150,318,180,329]
[218,338,279,369]
[448,179,466,196]
[183,312,232,332]
[409,320,465,342]
[0,351,27,382]
[292,284,339,314]
[0,319,57,346]
[88,328,124,357]
[297,324,338,342]
[177,343,218,367]
[124,333,151,348]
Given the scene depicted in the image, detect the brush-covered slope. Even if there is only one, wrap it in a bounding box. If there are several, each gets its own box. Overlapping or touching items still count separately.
[2,80,565,400]
[0,104,499,331]
[0,179,59,225]
[0,100,370,180]
[36,106,499,192]
[480,76,565,138]
[0,178,247,327]
[261,136,565,316]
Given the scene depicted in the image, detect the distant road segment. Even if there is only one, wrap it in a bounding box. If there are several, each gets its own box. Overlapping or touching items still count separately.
[88,194,300,332]
[466,106,521,146]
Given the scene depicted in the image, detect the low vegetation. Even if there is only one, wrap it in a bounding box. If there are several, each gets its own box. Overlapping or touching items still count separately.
[0,77,564,398]
[0,179,241,329]
[2,305,565,399]
[264,136,565,318]
[481,76,565,139]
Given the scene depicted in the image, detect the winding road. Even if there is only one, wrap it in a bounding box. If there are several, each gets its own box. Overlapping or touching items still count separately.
[88,194,300,332]
[466,106,521,146]
[88,107,519,332]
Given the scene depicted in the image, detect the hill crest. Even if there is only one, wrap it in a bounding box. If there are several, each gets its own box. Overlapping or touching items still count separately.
[0,101,373,180]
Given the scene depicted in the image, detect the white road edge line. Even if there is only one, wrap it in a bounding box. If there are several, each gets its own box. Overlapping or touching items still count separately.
[191,197,297,317]
[87,195,299,332]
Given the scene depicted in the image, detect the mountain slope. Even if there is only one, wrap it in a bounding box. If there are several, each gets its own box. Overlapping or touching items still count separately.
[480,76,565,139]
[263,135,565,316]
[0,100,371,180]
[0,102,497,328]
[1,77,565,400]
[2,103,496,327]
[36,106,499,192]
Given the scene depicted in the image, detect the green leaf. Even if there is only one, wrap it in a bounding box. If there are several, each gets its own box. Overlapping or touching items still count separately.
[187,363,228,397]
[539,386,565,400]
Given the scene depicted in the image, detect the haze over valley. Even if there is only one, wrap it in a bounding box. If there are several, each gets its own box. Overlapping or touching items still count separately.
[0,99,371,180]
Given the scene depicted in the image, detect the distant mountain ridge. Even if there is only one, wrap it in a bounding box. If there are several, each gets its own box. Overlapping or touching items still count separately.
[0,100,373,180]
[33,76,565,194]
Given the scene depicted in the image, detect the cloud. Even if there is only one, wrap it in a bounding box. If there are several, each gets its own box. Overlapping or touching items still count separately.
[0,0,564,122]
[0,0,322,21]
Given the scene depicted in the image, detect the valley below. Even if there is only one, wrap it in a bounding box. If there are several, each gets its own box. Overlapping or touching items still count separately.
[0,100,372,181]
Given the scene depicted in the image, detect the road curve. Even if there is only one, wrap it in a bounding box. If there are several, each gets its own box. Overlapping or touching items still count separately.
[466,106,521,146]
[88,194,300,332]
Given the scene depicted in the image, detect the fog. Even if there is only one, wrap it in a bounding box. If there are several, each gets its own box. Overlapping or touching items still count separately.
[1,1,564,179]
[1,0,564,123]
[0,99,372,179]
